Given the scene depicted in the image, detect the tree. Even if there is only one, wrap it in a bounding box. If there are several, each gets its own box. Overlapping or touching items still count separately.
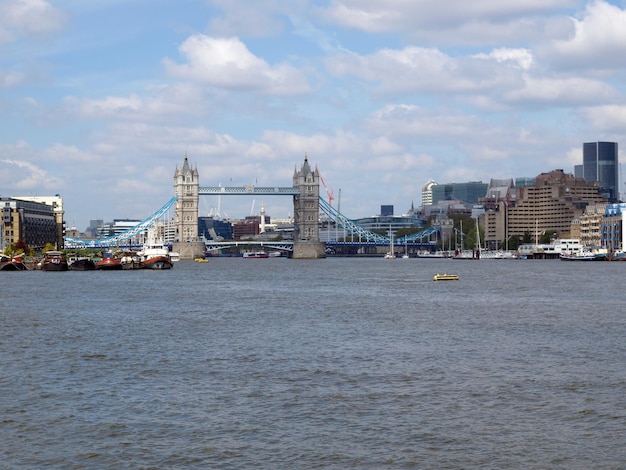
[42,243,56,254]
[506,235,521,251]
[463,220,484,251]
[540,229,557,244]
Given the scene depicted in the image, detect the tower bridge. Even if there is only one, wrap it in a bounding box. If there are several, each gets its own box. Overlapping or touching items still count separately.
[65,155,439,257]
[174,154,325,259]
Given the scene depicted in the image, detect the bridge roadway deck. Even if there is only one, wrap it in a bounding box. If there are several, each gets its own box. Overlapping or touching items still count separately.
[205,240,436,252]
[199,186,299,195]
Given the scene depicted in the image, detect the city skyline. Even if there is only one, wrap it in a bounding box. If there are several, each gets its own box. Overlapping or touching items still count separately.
[2,1,626,230]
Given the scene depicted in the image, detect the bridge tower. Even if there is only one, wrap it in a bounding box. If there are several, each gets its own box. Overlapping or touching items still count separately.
[292,155,326,258]
[174,155,199,241]
[173,155,205,259]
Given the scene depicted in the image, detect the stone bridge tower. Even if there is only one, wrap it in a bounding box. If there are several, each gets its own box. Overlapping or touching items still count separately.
[292,155,326,258]
[173,155,204,259]
[174,155,199,241]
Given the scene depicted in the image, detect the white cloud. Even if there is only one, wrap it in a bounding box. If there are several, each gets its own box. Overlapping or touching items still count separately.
[316,0,576,44]
[0,0,66,43]
[504,76,621,106]
[543,0,626,71]
[584,105,626,132]
[206,0,309,37]
[163,35,311,95]
[473,48,534,70]
[0,68,26,87]
[0,156,62,190]
[327,46,527,96]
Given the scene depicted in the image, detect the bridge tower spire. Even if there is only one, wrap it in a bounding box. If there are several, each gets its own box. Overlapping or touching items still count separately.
[292,154,326,258]
[174,154,199,242]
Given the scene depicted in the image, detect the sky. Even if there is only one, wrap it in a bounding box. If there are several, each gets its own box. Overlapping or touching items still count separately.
[2,0,626,231]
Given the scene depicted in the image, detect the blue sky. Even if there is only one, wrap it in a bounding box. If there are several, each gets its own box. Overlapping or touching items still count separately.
[2,0,626,230]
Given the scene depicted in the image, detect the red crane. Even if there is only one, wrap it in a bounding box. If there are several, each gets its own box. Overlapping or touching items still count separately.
[319,172,335,206]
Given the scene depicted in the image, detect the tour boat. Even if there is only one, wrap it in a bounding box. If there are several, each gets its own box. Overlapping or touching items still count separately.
[242,250,269,258]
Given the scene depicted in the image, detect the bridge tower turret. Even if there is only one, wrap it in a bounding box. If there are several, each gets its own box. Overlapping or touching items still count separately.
[174,155,199,242]
[292,155,326,258]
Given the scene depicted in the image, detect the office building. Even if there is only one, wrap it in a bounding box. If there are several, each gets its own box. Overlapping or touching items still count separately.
[431,182,488,205]
[482,169,607,247]
[581,141,618,202]
[380,205,394,216]
[1,197,59,250]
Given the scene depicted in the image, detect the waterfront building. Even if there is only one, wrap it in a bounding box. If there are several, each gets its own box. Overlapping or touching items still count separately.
[480,179,515,249]
[355,213,426,234]
[96,219,141,238]
[12,195,64,249]
[575,203,606,247]
[601,203,626,253]
[581,141,619,202]
[431,181,488,205]
[198,216,233,240]
[1,197,59,250]
[482,169,607,247]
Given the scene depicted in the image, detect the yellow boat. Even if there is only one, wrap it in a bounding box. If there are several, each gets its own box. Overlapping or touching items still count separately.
[433,273,459,281]
[194,258,209,263]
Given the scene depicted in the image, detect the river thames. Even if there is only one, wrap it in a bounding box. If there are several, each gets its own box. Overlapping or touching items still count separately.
[1,257,625,469]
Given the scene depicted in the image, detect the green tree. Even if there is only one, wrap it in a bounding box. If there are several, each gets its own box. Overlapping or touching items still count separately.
[42,243,56,254]
[540,229,557,244]
[463,221,484,250]
[505,235,521,251]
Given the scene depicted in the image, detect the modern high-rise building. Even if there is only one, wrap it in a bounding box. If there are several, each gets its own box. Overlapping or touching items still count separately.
[431,181,488,205]
[421,179,437,206]
[581,141,618,202]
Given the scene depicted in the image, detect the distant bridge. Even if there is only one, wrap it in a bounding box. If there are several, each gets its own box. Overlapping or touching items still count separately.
[63,194,440,250]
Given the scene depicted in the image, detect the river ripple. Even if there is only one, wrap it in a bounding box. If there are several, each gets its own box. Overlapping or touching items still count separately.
[1,258,625,468]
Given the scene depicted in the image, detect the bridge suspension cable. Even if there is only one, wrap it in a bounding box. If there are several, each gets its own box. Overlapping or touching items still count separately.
[64,196,178,248]
[318,196,439,244]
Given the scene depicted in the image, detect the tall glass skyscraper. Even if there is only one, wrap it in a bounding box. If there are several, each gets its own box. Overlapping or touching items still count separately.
[582,141,619,202]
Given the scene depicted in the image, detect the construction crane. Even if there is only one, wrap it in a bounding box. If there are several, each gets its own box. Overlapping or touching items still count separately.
[319,172,335,206]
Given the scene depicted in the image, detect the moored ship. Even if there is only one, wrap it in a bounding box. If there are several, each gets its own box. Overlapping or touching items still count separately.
[95,252,123,270]
[138,241,173,269]
[41,251,69,271]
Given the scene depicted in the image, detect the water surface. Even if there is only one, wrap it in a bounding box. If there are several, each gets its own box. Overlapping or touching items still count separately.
[1,258,625,468]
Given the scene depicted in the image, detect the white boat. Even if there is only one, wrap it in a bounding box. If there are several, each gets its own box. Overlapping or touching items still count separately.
[243,250,269,258]
[137,241,173,269]
[560,246,605,261]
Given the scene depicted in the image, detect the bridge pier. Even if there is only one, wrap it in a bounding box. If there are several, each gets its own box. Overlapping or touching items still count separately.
[173,241,205,260]
[290,241,327,259]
